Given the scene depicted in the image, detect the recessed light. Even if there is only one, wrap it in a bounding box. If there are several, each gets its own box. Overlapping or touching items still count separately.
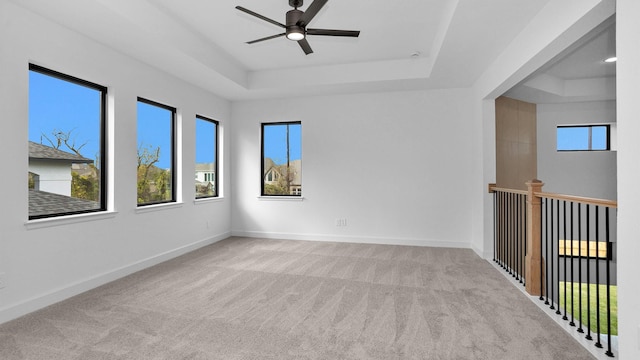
[604,57,617,63]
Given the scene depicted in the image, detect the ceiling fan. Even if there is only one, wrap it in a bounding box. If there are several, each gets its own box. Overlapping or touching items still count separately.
[235,0,360,55]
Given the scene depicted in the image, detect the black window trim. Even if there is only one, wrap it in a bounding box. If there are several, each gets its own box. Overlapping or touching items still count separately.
[557,124,611,152]
[195,114,219,199]
[260,121,302,197]
[136,97,177,206]
[28,64,108,220]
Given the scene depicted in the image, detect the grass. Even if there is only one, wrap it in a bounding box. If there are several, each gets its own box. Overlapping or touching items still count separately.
[558,282,617,336]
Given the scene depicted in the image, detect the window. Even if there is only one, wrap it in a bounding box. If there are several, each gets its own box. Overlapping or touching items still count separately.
[557,125,610,151]
[28,64,107,219]
[261,122,302,196]
[195,115,218,199]
[137,98,176,205]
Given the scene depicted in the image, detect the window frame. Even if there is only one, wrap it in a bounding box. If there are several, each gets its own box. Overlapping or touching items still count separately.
[136,97,177,206]
[260,121,302,197]
[556,124,610,152]
[195,115,219,199]
[28,64,108,220]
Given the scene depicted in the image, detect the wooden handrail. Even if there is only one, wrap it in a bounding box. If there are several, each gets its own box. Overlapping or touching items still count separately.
[534,191,617,208]
[488,183,616,208]
[489,186,528,195]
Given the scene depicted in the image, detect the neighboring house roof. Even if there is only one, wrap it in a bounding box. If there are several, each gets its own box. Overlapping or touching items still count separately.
[29,189,99,217]
[28,141,93,163]
[264,158,301,185]
[195,162,215,172]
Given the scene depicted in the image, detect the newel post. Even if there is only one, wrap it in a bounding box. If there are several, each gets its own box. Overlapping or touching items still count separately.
[525,179,544,295]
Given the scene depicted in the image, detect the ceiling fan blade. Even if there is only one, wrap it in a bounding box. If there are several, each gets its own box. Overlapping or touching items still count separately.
[298,38,313,55]
[247,33,286,44]
[298,0,328,27]
[236,6,285,28]
[307,28,360,37]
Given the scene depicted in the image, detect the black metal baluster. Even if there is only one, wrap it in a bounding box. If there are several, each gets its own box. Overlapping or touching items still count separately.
[605,207,614,357]
[556,199,561,315]
[511,193,515,277]
[496,192,504,267]
[515,193,520,281]
[501,192,505,268]
[563,201,568,321]
[539,197,544,297]
[506,193,511,273]
[545,198,550,305]
[570,202,575,327]
[509,194,517,277]
[595,206,603,349]
[550,199,556,311]
[523,193,527,287]
[577,203,584,334]
[586,204,592,341]
[493,192,497,263]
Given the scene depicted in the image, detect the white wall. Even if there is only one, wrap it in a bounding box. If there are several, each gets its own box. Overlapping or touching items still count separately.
[231,89,474,248]
[537,101,617,200]
[0,0,231,323]
[615,0,640,358]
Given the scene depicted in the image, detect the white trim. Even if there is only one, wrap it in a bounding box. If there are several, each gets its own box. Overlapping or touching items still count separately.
[257,196,304,201]
[135,201,183,214]
[0,232,231,325]
[194,197,225,205]
[25,211,118,230]
[231,230,470,249]
[472,244,492,260]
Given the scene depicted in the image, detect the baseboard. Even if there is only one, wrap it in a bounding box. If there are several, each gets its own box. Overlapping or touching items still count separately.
[0,231,231,325]
[231,230,471,249]
[472,244,493,259]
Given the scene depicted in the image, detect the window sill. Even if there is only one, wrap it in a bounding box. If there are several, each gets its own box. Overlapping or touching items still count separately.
[257,196,304,202]
[25,211,118,230]
[194,197,225,205]
[135,202,183,214]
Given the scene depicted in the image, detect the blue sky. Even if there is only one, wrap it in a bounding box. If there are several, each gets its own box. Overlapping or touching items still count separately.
[30,68,300,170]
[136,101,173,169]
[264,123,301,165]
[29,70,102,162]
[195,117,216,164]
[557,126,607,151]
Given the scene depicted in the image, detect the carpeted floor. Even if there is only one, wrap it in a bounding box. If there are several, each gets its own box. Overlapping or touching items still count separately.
[0,237,595,359]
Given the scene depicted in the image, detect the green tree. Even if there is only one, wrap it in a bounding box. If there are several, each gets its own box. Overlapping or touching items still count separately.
[137,144,171,204]
[71,166,99,201]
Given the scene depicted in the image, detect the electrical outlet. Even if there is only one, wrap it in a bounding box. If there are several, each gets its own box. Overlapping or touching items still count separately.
[335,218,347,227]
[206,221,210,229]
[0,273,5,289]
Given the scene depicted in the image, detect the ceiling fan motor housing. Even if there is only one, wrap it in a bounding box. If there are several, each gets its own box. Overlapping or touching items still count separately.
[286,9,304,39]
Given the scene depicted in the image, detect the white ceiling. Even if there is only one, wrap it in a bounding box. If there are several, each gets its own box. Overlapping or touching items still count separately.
[504,17,616,104]
[11,0,584,101]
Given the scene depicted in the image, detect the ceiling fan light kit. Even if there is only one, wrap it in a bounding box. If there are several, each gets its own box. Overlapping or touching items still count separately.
[236,0,360,55]
[285,9,305,40]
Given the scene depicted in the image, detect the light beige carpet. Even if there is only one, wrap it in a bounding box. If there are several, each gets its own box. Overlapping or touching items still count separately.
[0,237,595,359]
